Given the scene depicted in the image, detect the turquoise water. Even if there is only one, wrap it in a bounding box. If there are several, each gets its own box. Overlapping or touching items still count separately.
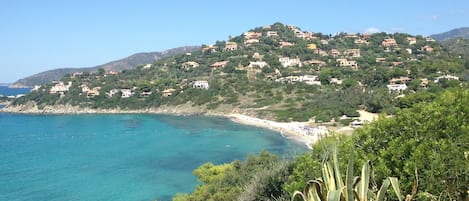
[0,113,307,201]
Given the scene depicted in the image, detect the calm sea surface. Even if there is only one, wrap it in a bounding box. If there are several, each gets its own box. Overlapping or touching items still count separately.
[0,86,31,96]
[0,113,307,201]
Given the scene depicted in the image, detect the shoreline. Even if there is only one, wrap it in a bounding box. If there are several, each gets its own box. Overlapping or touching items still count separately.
[1,103,328,148]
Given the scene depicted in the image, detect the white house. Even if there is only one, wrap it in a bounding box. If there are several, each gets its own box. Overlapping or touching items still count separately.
[387,84,407,93]
[193,80,209,89]
[248,61,268,68]
[279,57,302,67]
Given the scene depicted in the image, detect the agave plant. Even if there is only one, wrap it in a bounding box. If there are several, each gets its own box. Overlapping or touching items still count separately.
[291,147,415,201]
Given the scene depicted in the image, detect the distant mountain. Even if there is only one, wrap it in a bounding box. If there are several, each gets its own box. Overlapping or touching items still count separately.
[430,27,469,41]
[11,46,201,87]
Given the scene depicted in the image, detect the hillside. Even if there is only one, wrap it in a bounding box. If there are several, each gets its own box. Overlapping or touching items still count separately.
[430,27,469,41]
[9,23,468,123]
[11,46,200,87]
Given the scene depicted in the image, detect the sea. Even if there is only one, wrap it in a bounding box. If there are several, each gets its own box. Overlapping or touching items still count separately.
[0,89,307,201]
[0,86,32,97]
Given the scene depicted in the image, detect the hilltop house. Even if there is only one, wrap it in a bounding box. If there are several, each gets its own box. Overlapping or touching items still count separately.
[210,61,228,68]
[434,75,459,83]
[390,76,411,84]
[279,57,302,67]
[382,38,398,47]
[143,64,152,69]
[202,45,217,53]
[81,85,101,98]
[344,49,361,57]
[330,78,343,85]
[275,75,320,85]
[193,80,209,89]
[307,44,317,50]
[304,59,326,66]
[224,42,238,51]
[336,58,358,69]
[244,32,262,39]
[252,52,264,60]
[248,61,269,68]
[387,84,407,93]
[407,37,417,45]
[280,41,295,48]
[182,61,200,70]
[330,49,341,57]
[161,88,176,97]
[244,39,260,45]
[50,81,72,94]
[266,31,278,37]
[108,88,134,98]
[121,89,133,98]
[354,38,368,45]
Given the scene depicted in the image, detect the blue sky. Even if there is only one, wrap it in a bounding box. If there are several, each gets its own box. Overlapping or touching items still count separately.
[1,0,468,83]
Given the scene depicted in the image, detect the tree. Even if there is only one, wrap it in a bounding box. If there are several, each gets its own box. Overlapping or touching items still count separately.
[353,88,469,200]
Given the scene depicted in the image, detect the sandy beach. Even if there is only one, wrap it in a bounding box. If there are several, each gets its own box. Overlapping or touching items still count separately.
[228,114,328,149]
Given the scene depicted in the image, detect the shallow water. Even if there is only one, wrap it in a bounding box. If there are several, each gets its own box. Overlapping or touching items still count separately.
[0,113,307,201]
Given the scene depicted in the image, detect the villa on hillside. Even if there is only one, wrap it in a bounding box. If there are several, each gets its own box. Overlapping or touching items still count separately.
[344,49,361,57]
[182,61,200,70]
[407,37,417,45]
[244,39,260,46]
[108,88,134,98]
[202,45,217,53]
[382,38,398,47]
[307,44,317,50]
[336,58,358,69]
[143,64,152,69]
[390,76,411,84]
[81,85,101,98]
[224,42,238,51]
[330,49,341,57]
[266,31,278,37]
[275,75,320,85]
[313,49,328,56]
[330,78,343,85]
[376,57,386,63]
[210,61,228,68]
[354,38,368,45]
[387,84,407,93]
[248,61,269,68]
[50,81,72,94]
[280,41,295,48]
[434,75,459,83]
[244,32,262,39]
[422,45,433,53]
[192,80,209,89]
[161,88,176,97]
[279,57,302,67]
[304,59,326,66]
[252,52,264,60]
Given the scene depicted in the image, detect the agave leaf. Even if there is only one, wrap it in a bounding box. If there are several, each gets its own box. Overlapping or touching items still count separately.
[375,178,391,201]
[322,162,336,191]
[345,146,355,201]
[357,160,371,201]
[327,188,344,201]
[305,180,323,201]
[332,147,344,190]
[291,190,306,201]
[389,177,403,201]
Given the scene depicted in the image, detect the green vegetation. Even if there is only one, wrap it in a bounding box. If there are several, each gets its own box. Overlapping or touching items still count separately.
[173,88,468,201]
[12,22,468,122]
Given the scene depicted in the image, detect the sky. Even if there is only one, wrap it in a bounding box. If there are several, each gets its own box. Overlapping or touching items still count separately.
[1,0,468,83]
